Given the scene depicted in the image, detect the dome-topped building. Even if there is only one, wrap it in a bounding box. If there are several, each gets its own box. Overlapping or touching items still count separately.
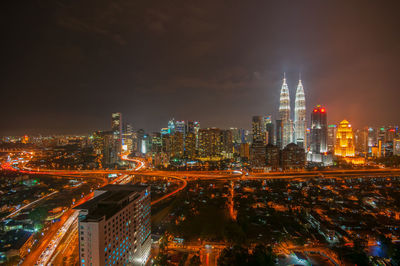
[334,120,355,157]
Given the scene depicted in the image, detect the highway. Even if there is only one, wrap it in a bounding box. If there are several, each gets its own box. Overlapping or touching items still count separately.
[4,151,400,265]
[18,155,145,265]
[21,155,190,265]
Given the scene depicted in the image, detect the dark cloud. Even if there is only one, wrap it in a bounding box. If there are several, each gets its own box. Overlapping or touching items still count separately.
[1,0,400,135]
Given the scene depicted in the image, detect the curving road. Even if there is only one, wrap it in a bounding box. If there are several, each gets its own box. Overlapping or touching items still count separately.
[5,151,400,265]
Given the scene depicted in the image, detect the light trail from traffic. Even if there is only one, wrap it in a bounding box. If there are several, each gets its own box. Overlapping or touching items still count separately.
[36,211,79,266]
[28,155,147,265]
[5,151,400,265]
[151,176,187,206]
[1,191,58,222]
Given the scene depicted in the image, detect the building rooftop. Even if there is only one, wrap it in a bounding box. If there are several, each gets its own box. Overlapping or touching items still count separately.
[74,184,149,222]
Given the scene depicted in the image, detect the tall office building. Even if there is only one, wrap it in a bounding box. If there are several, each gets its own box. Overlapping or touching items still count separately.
[252,116,265,144]
[198,128,232,159]
[186,121,200,149]
[175,120,186,135]
[310,105,327,154]
[75,184,151,266]
[355,127,368,155]
[111,112,122,155]
[251,116,267,167]
[275,120,283,149]
[282,143,306,170]
[92,131,117,168]
[334,120,355,157]
[184,132,197,159]
[393,138,400,156]
[294,79,306,148]
[167,119,175,134]
[150,132,162,154]
[263,115,274,145]
[229,128,241,144]
[279,76,293,148]
[170,132,184,158]
[122,123,134,153]
[265,144,280,170]
[265,123,274,145]
[327,125,337,152]
[136,129,145,154]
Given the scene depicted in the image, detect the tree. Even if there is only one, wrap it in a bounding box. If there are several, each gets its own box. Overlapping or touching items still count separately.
[29,207,48,223]
[179,253,189,266]
[218,246,249,266]
[223,221,246,244]
[188,254,201,266]
[248,244,276,266]
[154,236,169,266]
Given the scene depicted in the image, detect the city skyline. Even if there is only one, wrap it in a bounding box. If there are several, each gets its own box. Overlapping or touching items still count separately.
[2,1,400,135]
[2,2,400,265]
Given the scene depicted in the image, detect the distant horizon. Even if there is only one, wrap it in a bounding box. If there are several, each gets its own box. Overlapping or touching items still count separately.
[2,113,399,137]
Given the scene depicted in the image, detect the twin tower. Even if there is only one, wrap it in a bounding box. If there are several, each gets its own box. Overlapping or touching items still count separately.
[278,75,306,149]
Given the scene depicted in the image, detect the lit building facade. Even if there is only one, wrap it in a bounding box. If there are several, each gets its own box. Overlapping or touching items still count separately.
[334,120,355,157]
[111,112,122,156]
[281,143,305,170]
[393,138,400,156]
[279,77,293,148]
[355,127,368,155]
[310,105,327,154]
[275,119,283,149]
[265,144,280,170]
[170,132,184,158]
[294,79,306,148]
[175,120,185,135]
[76,185,151,266]
[327,125,337,152]
[239,143,250,160]
[252,116,266,144]
[167,119,175,134]
[198,128,232,159]
[184,132,197,159]
[308,106,331,165]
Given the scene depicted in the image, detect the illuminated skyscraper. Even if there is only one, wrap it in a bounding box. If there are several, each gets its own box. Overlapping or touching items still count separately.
[310,105,327,154]
[355,127,368,155]
[334,120,355,157]
[327,125,337,152]
[76,185,151,266]
[168,118,175,134]
[122,122,134,152]
[186,121,201,148]
[175,120,185,135]
[279,76,293,148]
[252,116,265,143]
[275,119,283,149]
[263,115,274,145]
[184,132,197,159]
[111,112,122,156]
[393,138,400,156]
[251,116,267,168]
[294,79,306,148]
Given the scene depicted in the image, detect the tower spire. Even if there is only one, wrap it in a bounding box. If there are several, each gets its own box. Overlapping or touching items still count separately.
[279,73,292,148]
[294,73,306,149]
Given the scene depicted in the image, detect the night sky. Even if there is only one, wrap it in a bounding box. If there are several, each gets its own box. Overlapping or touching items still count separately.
[2,1,400,135]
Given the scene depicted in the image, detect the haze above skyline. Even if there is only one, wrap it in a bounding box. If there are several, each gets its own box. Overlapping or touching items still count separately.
[2,0,400,135]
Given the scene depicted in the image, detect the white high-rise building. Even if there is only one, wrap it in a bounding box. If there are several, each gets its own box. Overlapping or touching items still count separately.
[279,75,293,148]
[75,184,151,266]
[294,79,306,148]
